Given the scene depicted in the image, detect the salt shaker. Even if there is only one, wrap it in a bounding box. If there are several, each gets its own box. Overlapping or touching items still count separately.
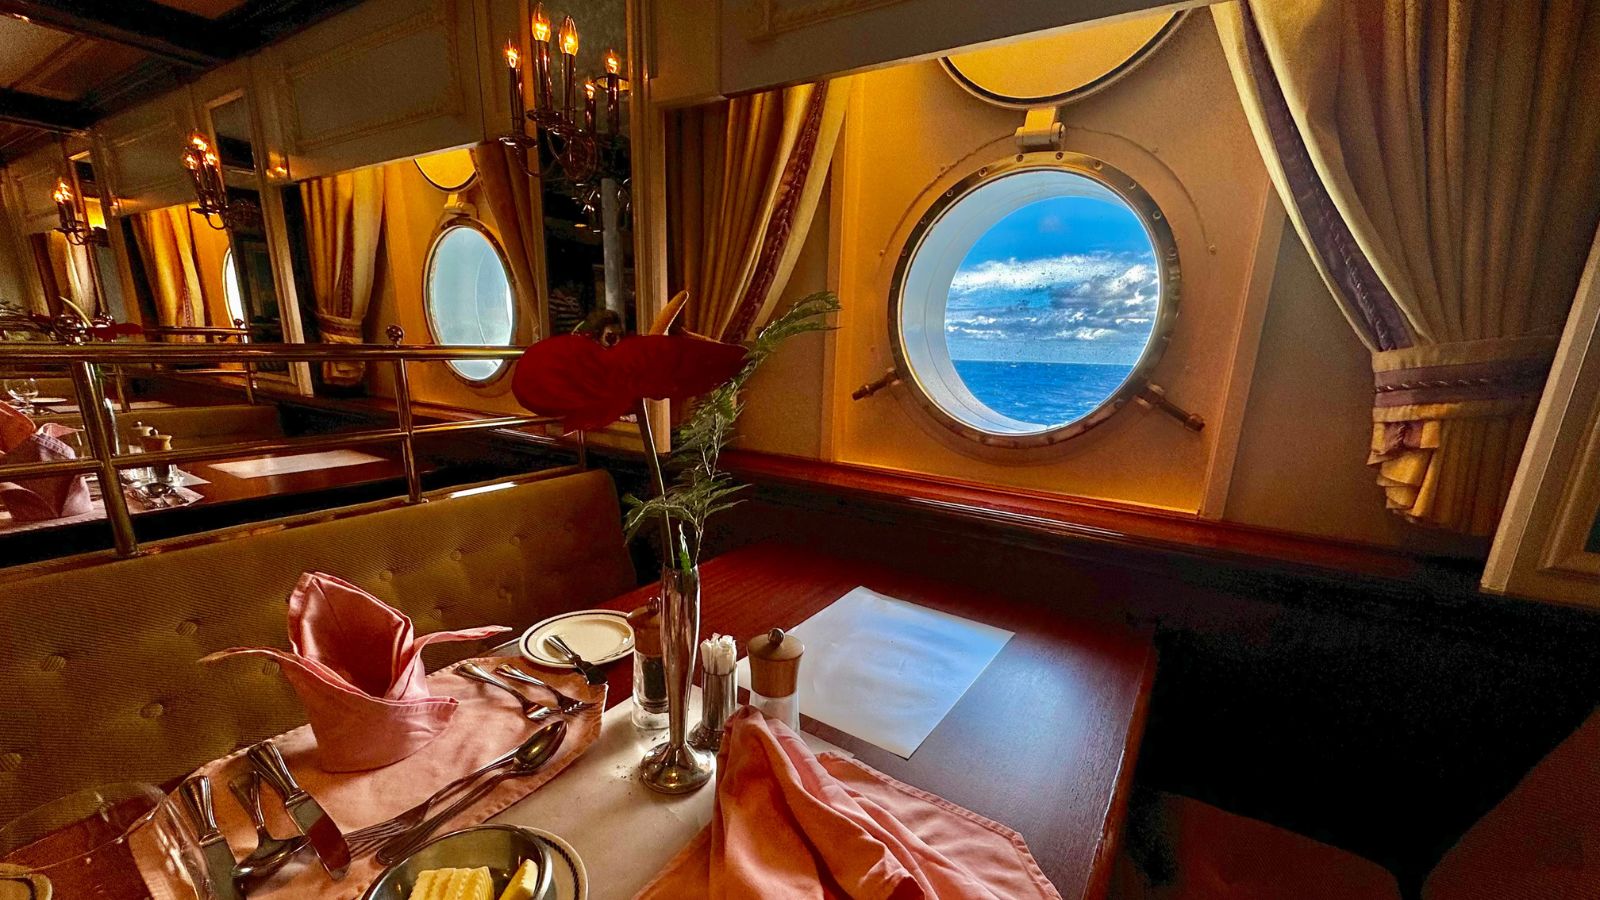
[747,627,803,732]
[629,601,669,731]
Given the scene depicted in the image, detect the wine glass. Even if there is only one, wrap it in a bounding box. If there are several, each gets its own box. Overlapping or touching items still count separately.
[0,782,212,899]
[4,378,38,414]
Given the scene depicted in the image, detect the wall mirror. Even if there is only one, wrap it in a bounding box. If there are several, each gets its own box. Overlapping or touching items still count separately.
[206,92,289,358]
[23,148,123,327]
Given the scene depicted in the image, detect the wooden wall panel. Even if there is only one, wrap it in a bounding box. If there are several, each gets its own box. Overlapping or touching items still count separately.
[268,0,483,179]
[97,89,200,216]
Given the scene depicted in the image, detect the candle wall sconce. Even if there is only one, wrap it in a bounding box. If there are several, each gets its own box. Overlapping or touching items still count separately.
[498,4,630,226]
[181,132,263,232]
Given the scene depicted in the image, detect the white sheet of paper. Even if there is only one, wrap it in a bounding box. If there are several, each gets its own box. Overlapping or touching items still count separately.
[737,586,1013,758]
[210,449,385,478]
[491,695,848,900]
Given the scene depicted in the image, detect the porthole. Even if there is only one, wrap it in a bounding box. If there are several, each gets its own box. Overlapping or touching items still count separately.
[222,248,246,326]
[424,220,517,383]
[890,152,1179,448]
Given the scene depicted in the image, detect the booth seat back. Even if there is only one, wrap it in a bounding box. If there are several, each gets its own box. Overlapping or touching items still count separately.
[1423,705,1600,899]
[0,469,635,823]
[36,403,284,449]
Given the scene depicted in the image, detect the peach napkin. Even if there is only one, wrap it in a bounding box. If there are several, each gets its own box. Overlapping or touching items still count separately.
[637,707,1061,900]
[0,403,91,523]
[190,658,605,899]
[203,572,511,771]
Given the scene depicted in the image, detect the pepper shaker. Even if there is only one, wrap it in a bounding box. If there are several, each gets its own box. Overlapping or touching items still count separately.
[747,627,803,732]
[629,600,668,731]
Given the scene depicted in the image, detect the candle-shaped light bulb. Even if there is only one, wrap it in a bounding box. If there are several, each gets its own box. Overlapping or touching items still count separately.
[190,132,209,151]
[531,3,550,43]
[53,180,71,203]
[505,38,525,132]
[558,16,578,56]
[583,79,596,131]
[504,41,520,70]
[604,48,620,75]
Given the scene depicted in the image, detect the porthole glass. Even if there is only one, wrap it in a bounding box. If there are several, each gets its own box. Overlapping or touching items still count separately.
[222,248,246,326]
[425,222,516,382]
[892,155,1177,447]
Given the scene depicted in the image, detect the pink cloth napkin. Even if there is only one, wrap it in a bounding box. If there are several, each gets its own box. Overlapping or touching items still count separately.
[0,403,91,523]
[202,572,511,771]
[637,707,1061,900]
[190,657,605,899]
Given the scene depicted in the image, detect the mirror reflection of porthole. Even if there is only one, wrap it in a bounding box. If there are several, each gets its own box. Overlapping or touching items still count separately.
[424,220,517,383]
[889,153,1180,448]
[222,247,246,325]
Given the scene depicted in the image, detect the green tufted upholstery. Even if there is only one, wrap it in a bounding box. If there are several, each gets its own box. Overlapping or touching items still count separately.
[0,469,636,823]
[35,403,284,449]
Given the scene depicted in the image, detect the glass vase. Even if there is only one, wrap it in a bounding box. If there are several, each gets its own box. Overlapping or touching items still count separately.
[638,565,715,793]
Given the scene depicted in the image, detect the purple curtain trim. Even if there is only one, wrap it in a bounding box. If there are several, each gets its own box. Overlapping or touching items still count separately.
[1241,2,1412,351]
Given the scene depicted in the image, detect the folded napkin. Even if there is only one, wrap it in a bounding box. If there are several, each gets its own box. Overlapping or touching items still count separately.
[637,707,1060,900]
[0,402,91,523]
[189,658,605,900]
[203,572,511,771]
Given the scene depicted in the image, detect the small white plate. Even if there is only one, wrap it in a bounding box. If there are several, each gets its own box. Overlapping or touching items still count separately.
[519,609,634,669]
[30,397,70,406]
[526,827,588,900]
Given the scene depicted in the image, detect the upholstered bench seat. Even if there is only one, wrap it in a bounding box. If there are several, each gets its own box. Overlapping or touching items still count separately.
[1120,704,1600,900]
[35,403,284,450]
[0,469,636,823]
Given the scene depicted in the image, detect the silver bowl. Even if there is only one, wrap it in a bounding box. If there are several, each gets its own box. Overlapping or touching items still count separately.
[360,824,554,900]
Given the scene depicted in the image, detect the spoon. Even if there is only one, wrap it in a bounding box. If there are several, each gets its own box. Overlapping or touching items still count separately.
[228,771,308,884]
[376,719,568,865]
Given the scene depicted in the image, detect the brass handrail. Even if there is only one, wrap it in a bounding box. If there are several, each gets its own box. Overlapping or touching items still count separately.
[0,341,562,560]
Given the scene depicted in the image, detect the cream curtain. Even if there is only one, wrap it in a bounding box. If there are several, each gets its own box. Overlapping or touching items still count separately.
[132,206,208,334]
[301,168,385,385]
[1214,0,1600,535]
[45,232,98,318]
[471,142,544,340]
[668,78,849,342]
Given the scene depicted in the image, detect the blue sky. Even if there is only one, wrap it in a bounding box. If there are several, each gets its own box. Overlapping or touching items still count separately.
[945,195,1159,365]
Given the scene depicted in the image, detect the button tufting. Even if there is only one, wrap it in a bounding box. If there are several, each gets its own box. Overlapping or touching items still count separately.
[510,534,523,545]
[0,752,21,773]
[450,549,463,561]
[432,607,447,620]
[379,570,394,582]
[261,661,280,677]
[175,620,198,636]
[140,702,165,719]
[40,654,65,672]
[497,586,511,599]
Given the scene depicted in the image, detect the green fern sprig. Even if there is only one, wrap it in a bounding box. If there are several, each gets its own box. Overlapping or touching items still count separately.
[624,291,840,570]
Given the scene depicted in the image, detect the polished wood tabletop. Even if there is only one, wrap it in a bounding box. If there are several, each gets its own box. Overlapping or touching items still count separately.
[591,541,1156,900]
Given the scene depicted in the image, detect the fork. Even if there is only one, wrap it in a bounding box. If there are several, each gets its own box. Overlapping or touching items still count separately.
[342,740,526,857]
[494,664,595,714]
[458,662,561,720]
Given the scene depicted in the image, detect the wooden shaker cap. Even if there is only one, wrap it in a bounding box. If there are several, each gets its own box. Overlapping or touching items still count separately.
[748,627,803,697]
[628,602,662,657]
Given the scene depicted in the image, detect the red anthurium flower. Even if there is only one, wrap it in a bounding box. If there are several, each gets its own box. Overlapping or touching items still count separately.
[512,332,747,432]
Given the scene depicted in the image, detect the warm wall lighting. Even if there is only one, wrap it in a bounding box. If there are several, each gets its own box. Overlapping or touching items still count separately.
[181,131,259,231]
[52,178,90,246]
[494,3,631,221]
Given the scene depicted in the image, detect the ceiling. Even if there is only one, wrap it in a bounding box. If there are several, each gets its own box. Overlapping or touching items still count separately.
[0,0,363,162]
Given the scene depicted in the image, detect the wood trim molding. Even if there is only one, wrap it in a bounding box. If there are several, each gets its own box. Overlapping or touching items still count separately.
[721,449,1475,586]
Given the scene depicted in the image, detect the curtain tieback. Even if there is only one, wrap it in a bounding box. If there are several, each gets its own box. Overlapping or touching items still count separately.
[315,313,365,343]
[1370,335,1558,418]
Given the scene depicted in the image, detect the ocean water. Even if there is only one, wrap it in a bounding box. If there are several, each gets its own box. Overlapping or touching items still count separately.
[951,359,1134,426]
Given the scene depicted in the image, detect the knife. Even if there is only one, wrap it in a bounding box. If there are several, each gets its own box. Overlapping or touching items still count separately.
[246,741,351,880]
[545,633,606,684]
[178,775,245,900]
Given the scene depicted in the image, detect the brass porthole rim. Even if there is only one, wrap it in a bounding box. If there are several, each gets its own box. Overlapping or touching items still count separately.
[886,151,1182,450]
[422,216,519,387]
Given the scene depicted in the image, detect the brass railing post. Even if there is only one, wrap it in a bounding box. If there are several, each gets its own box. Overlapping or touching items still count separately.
[387,326,422,504]
[236,319,258,405]
[69,360,138,557]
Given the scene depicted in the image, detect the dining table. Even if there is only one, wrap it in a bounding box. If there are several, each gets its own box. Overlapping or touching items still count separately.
[567,541,1158,900]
